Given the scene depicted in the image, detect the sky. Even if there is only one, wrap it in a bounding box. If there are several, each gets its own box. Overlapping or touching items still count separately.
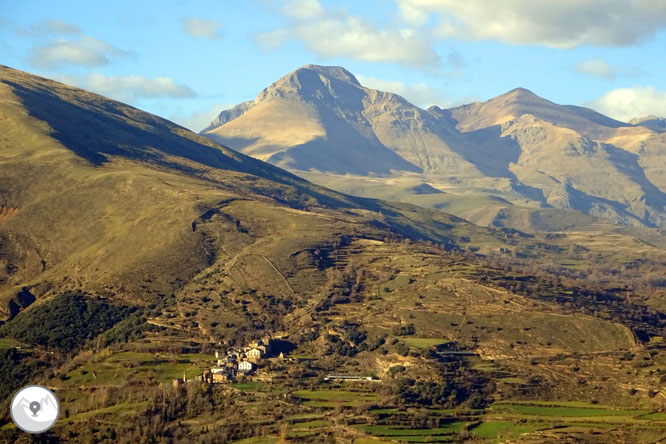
[2,0,666,131]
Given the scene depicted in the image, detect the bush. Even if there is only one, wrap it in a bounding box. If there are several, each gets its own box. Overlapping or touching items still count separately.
[395,324,416,336]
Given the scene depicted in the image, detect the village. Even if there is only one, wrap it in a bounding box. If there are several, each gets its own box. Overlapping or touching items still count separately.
[173,334,289,387]
[172,333,382,388]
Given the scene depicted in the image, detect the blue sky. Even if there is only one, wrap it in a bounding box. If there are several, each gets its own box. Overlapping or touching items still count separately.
[2,0,666,131]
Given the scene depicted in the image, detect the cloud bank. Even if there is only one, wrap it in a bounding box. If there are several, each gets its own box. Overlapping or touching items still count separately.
[28,36,130,69]
[574,58,641,80]
[589,86,666,122]
[60,73,197,102]
[255,0,439,68]
[396,0,666,48]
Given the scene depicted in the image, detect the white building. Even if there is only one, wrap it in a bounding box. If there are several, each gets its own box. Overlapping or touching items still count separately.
[247,347,264,361]
[238,361,253,373]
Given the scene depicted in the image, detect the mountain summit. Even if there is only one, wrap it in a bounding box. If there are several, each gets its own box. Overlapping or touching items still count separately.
[1,64,498,319]
[202,65,666,228]
[446,87,626,139]
[203,65,437,175]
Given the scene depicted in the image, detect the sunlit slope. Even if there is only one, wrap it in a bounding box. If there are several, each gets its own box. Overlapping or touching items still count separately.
[0,65,523,320]
[444,91,666,227]
[204,65,666,229]
[202,65,480,177]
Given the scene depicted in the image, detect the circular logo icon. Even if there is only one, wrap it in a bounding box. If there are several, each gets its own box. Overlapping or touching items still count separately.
[10,385,59,434]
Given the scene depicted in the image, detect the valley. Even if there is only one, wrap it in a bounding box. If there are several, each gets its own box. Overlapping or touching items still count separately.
[1,64,666,443]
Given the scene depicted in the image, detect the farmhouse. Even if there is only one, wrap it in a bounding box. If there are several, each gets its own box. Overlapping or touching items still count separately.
[238,361,253,373]
[247,347,264,362]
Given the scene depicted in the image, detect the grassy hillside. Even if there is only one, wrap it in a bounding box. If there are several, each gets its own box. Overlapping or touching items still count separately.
[0,65,500,319]
[1,65,666,443]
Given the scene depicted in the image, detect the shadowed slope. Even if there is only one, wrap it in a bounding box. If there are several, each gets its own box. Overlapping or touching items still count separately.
[0,65,520,321]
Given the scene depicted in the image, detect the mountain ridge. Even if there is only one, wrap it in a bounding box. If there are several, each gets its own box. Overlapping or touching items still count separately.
[201,64,666,229]
[3,64,666,443]
[0,64,527,320]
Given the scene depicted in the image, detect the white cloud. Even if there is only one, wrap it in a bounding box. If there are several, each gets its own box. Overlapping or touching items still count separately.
[575,59,615,80]
[283,0,324,20]
[28,36,129,69]
[59,73,197,102]
[255,0,439,68]
[357,75,454,108]
[588,86,666,122]
[86,74,196,101]
[396,0,666,48]
[182,18,222,40]
[574,58,641,80]
[11,19,82,36]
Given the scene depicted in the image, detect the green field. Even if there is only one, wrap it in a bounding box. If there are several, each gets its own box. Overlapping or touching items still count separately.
[401,337,448,349]
[54,350,214,387]
[470,421,541,439]
[292,419,330,428]
[68,401,149,421]
[0,338,25,349]
[232,381,266,391]
[292,389,379,407]
[355,422,466,443]
[492,402,647,417]
[353,438,395,444]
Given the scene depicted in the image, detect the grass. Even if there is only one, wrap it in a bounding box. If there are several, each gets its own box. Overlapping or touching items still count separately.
[293,419,330,428]
[293,389,378,407]
[470,421,540,439]
[0,338,26,349]
[232,381,266,391]
[56,350,207,387]
[231,438,277,444]
[495,400,617,408]
[69,401,149,421]
[288,412,325,420]
[497,377,526,384]
[357,423,465,436]
[354,438,395,444]
[401,337,448,349]
[354,423,467,443]
[104,351,155,362]
[150,362,201,380]
[641,412,666,420]
[180,353,216,361]
[370,408,403,415]
[492,403,646,417]
[471,363,497,372]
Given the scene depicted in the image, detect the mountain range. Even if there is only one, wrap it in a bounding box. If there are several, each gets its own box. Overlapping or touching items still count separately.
[202,65,666,230]
[2,64,666,443]
[0,64,520,320]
